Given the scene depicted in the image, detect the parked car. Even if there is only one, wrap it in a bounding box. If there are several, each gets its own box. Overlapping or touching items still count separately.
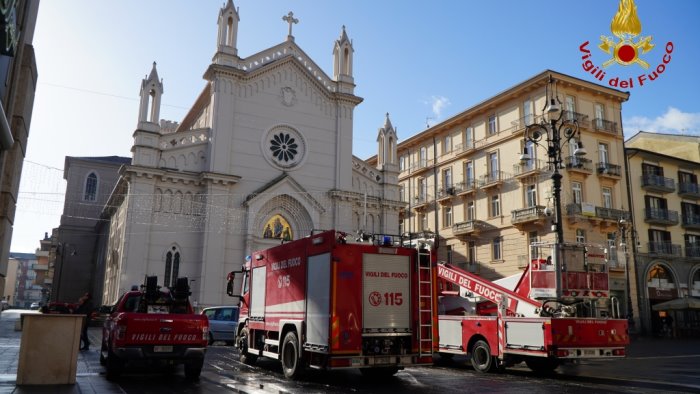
[29,302,40,310]
[201,306,238,345]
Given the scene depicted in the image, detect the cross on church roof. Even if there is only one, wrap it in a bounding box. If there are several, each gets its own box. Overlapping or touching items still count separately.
[282,11,299,41]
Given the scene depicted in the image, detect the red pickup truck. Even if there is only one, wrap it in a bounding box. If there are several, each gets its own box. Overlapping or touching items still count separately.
[100,276,209,380]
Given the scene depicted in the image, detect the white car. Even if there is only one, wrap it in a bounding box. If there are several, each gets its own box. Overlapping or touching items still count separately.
[30,302,40,310]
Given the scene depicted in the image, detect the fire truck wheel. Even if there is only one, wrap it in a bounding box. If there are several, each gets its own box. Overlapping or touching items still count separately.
[184,359,203,380]
[525,358,559,374]
[239,328,257,365]
[470,340,495,373]
[105,349,124,381]
[281,331,303,379]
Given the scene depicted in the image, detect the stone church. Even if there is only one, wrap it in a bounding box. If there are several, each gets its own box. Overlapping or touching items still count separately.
[101,0,402,306]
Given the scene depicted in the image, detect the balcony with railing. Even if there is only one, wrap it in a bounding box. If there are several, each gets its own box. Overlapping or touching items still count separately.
[592,118,618,134]
[564,156,593,173]
[412,194,432,210]
[679,182,700,199]
[510,114,545,132]
[513,159,549,181]
[644,208,679,225]
[682,213,700,230]
[596,206,630,222]
[641,174,675,193]
[648,241,682,257]
[453,141,476,158]
[511,205,547,227]
[454,180,477,197]
[452,220,485,236]
[479,171,505,189]
[437,186,456,203]
[686,245,700,260]
[409,158,435,175]
[562,110,590,128]
[566,203,630,225]
[596,162,622,178]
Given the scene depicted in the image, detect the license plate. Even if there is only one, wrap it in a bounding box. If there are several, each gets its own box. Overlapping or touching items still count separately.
[583,349,596,356]
[154,346,173,353]
[374,356,391,365]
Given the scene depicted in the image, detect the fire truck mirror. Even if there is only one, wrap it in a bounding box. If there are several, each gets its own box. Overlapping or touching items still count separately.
[226,272,237,297]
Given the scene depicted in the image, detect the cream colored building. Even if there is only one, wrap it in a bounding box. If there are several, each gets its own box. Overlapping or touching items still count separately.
[381,70,631,316]
[100,1,401,307]
[625,132,700,336]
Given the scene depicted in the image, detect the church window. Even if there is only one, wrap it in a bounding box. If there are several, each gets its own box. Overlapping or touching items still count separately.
[270,132,298,163]
[84,172,98,201]
[164,247,180,288]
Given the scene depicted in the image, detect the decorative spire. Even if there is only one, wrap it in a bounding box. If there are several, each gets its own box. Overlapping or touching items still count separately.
[383,112,393,131]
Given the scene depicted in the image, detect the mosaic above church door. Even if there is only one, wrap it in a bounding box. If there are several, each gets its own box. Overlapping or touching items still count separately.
[263,214,293,241]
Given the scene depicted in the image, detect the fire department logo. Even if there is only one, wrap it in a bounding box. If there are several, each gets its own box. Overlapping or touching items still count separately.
[368,291,382,307]
[598,0,654,69]
[578,0,673,89]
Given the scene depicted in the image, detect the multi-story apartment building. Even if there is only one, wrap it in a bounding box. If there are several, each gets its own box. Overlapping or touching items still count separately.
[0,0,39,299]
[625,132,700,336]
[386,70,631,316]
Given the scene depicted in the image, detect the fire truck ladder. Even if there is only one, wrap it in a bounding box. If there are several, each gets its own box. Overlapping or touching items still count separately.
[417,246,434,356]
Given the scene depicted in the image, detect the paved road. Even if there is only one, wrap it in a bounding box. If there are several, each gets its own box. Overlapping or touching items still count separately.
[2,310,699,393]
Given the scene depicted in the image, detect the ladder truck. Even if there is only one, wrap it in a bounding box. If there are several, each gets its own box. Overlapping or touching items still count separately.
[432,239,629,373]
[226,230,436,379]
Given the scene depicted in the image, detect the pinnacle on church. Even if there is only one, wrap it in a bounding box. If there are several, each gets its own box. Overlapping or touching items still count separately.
[148,61,159,81]
[384,112,393,131]
[339,25,349,43]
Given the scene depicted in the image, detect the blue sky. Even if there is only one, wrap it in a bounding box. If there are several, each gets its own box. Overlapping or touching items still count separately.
[10,0,700,252]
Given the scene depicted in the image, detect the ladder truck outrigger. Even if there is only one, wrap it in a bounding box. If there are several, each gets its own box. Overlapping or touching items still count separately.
[226,230,436,379]
[413,234,629,373]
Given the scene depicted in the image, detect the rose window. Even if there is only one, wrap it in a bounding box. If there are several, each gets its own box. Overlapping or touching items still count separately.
[270,132,298,163]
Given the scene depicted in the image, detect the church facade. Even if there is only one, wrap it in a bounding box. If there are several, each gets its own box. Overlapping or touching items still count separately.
[101,1,402,306]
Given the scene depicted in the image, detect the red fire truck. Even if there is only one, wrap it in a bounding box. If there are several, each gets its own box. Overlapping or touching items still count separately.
[226,230,435,379]
[434,240,629,373]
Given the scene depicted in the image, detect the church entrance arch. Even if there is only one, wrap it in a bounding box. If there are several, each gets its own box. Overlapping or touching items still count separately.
[252,194,313,250]
[646,263,678,336]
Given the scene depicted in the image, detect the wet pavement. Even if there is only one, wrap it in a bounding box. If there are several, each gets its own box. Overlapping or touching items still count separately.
[1,309,699,393]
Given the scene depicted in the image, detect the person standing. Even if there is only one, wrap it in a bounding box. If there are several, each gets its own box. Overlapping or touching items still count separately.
[76,292,93,351]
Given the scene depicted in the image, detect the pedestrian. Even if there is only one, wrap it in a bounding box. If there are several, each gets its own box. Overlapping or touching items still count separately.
[664,314,674,338]
[76,292,93,351]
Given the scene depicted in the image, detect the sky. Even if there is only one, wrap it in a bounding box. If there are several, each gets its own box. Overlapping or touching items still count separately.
[10,0,700,252]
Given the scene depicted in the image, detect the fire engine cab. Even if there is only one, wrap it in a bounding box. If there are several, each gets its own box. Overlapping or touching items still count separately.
[226,230,435,379]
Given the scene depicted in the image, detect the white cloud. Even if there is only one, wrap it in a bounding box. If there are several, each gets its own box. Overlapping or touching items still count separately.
[624,107,700,137]
[423,95,451,127]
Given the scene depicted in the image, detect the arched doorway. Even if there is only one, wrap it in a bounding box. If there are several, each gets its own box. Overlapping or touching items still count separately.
[646,263,678,336]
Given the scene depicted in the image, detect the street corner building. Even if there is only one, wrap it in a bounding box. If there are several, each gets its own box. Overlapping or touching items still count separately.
[99,1,403,307]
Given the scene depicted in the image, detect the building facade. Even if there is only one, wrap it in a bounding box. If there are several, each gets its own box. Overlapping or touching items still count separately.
[625,132,700,336]
[383,70,631,317]
[8,252,42,307]
[50,156,130,304]
[101,1,401,306]
[0,0,39,298]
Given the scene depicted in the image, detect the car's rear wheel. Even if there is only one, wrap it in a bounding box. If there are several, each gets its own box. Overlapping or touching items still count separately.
[208,333,215,346]
[184,359,203,380]
[105,349,123,381]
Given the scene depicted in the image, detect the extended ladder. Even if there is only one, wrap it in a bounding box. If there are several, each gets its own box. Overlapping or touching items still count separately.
[416,244,434,356]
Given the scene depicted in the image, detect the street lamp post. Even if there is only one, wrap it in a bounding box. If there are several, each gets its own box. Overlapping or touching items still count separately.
[520,75,587,299]
[618,218,635,327]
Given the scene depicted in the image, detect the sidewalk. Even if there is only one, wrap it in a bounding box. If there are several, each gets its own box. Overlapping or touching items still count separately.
[0,311,120,394]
